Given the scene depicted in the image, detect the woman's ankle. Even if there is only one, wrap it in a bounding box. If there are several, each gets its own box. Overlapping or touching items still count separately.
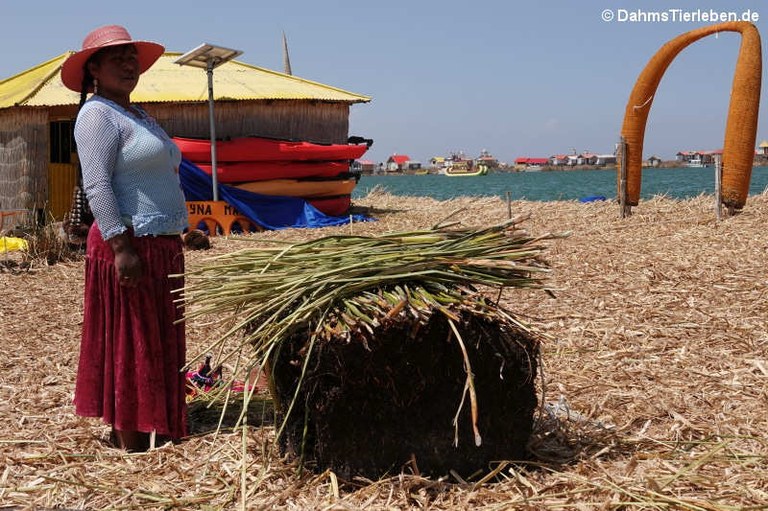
[111,428,149,452]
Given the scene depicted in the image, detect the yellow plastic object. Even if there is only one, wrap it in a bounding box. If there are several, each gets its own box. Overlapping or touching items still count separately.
[618,21,762,209]
[0,236,28,252]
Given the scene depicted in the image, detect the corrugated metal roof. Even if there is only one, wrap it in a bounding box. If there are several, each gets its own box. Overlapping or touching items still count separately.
[0,52,371,109]
[0,54,66,108]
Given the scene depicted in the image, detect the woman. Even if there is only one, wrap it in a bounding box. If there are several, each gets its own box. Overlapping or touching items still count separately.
[61,25,188,451]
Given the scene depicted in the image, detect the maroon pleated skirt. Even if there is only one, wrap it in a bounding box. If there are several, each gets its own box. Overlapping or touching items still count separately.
[74,224,187,439]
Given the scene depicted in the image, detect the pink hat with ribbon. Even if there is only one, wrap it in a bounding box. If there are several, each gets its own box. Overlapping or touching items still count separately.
[61,25,164,92]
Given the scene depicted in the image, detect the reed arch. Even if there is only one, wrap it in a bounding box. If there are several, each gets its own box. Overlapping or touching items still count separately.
[618,21,762,209]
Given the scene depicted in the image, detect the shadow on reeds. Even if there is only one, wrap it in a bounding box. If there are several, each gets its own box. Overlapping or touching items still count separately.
[325,406,625,493]
[187,393,276,436]
[526,398,622,469]
[349,204,405,216]
[0,258,32,273]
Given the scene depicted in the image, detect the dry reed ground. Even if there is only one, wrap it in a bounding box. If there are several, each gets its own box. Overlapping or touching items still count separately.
[1,189,767,509]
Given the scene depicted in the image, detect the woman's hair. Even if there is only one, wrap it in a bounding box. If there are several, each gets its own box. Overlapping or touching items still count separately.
[73,51,102,199]
[79,73,92,108]
[78,53,100,108]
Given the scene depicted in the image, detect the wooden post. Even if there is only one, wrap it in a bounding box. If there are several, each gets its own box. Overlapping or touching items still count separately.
[618,137,631,218]
[714,154,722,220]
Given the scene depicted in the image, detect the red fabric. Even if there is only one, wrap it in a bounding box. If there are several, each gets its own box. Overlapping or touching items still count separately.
[74,224,187,439]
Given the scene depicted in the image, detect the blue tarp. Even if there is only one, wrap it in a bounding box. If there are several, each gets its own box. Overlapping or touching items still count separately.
[579,195,607,203]
[179,159,372,230]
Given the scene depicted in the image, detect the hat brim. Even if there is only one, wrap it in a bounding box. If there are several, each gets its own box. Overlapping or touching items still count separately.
[61,40,165,93]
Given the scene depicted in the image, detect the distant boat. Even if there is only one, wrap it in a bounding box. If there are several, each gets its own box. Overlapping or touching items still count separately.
[475,149,499,169]
[445,161,489,177]
[684,158,708,168]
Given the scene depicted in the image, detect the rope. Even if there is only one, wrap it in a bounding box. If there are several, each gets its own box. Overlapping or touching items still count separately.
[633,94,654,110]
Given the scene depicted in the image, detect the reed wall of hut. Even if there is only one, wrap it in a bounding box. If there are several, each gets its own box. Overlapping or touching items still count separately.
[0,107,48,214]
[146,100,351,143]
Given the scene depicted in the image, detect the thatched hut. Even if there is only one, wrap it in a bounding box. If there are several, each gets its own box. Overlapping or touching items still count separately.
[0,52,370,222]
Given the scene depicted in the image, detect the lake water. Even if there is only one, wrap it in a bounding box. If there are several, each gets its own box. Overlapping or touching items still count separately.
[352,166,768,202]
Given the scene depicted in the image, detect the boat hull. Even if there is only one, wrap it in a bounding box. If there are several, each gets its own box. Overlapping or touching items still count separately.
[445,168,489,177]
[444,162,489,177]
[173,136,369,162]
[195,161,349,183]
[232,178,357,198]
[307,195,351,216]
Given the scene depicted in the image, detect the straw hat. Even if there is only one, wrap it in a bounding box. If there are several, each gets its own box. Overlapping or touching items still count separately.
[61,25,164,93]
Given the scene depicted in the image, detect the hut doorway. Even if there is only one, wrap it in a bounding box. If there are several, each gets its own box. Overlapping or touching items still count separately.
[47,120,77,220]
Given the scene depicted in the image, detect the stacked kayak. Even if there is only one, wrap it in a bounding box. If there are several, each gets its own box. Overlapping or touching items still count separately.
[173,136,370,162]
[173,136,371,216]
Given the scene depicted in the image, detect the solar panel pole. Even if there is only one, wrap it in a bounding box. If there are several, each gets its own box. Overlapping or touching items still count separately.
[206,59,220,201]
[175,44,243,203]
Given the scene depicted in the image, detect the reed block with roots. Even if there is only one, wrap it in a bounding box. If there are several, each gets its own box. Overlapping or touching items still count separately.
[271,302,540,479]
[180,215,561,478]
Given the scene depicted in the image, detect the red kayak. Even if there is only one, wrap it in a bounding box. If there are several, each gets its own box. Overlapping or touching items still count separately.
[307,195,351,216]
[196,161,349,183]
[173,136,369,163]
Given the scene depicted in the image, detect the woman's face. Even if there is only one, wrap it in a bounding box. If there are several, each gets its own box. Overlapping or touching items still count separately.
[88,44,140,98]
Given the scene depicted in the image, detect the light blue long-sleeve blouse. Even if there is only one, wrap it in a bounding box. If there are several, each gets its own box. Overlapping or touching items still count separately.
[74,96,188,240]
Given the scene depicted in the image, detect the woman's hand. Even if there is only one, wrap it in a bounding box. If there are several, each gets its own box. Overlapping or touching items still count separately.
[109,233,142,287]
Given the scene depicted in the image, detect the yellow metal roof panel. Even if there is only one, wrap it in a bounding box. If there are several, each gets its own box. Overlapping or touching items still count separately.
[0,52,371,109]
[0,54,70,108]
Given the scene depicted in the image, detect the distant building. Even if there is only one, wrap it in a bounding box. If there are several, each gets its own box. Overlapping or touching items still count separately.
[646,155,662,167]
[594,154,617,166]
[406,160,422,170]
[352,159,376,174]
[677,151,697,163]
[677,150,719,165]
[549,154,570,166]
[577,152,598,165]
[759,140,768,157]
[514,157,549,170]
[430,156,446,169]
[386,154,410,172]
[700,150,721,165]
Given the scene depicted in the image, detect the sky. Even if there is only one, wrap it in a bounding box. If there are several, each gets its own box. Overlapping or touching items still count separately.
[2,0,767,165]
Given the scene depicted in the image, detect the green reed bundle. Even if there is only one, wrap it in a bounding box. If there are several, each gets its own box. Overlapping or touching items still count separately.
[180,215,561,370]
